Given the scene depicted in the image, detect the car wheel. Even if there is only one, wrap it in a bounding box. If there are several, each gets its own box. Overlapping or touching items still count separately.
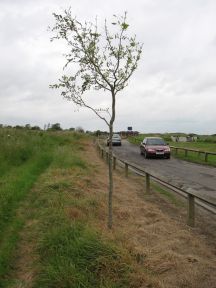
[140,149,143,155]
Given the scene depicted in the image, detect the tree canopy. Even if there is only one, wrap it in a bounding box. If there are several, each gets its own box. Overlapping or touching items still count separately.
[50,11,142,125]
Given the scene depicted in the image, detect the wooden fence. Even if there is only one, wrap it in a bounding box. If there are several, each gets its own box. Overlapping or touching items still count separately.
[170,146,216,162]
[96,143,216,228]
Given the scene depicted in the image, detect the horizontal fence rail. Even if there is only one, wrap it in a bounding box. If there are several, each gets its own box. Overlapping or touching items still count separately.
[170,146,216,162]
[96,142,216,228]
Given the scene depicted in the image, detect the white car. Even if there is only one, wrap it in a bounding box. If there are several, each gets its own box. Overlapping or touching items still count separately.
[107,134,122,146]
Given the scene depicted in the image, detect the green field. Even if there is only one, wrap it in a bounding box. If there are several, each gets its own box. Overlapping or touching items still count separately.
[129,134,216,166]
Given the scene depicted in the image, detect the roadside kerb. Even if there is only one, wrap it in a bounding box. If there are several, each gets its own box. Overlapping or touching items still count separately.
[97,143,216,227]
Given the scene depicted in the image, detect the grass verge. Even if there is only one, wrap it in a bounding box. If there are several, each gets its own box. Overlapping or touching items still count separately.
[1,133,134,288]
[151,182,185,207]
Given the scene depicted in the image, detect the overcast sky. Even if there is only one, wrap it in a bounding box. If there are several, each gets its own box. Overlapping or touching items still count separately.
[0,0,216,134]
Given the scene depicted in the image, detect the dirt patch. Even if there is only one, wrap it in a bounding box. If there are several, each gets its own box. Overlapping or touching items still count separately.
[7,217,39,288]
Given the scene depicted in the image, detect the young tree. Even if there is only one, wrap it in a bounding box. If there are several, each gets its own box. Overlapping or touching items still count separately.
[50,10,142,228]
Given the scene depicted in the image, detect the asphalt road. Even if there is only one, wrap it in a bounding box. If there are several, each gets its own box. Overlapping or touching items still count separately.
[112,140,216,204]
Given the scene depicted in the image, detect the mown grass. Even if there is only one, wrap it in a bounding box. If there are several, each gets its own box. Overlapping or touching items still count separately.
[151,182,185,208]
[169,141,216,152]
[170,146,216,167]
[0,129,133,288]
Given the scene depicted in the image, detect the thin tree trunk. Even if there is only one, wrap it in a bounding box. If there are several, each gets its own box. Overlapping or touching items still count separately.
[107,89,115,229]
[108,124,113,229]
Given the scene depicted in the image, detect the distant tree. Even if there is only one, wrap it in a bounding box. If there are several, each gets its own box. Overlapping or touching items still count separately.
[50,123,62,131]
[50,11,142,228]
[31,126,41,131]
[76,126,84,133]
[25,124,31,129]
[69,127,75,131]
[94,130,101,137]
[14,125,24,129]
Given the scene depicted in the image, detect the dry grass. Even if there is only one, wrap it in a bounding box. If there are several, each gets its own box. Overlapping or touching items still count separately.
[83,141,216,288]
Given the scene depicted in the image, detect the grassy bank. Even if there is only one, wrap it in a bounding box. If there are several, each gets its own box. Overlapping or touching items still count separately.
[0,130,133,287]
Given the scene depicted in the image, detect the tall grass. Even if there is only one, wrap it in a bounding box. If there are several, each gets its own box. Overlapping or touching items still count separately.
[35,221,129,288]
[0,130,54,233]
[0,129,72,279]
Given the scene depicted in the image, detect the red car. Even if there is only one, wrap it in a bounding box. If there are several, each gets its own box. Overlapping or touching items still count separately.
[140,137,171,159]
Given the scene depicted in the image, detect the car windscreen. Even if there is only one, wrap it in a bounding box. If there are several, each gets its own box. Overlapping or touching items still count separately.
[146,138,166,145]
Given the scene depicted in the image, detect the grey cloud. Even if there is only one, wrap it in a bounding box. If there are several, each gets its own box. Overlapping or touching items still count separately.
[0,0,216,133]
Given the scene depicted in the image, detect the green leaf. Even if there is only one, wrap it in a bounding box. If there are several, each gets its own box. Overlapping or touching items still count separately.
[121,23,129,30]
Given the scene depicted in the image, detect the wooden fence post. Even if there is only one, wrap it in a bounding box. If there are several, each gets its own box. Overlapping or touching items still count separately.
[113,157,116,170]
[204,153,208,162]
[145,173,150,194]
[175,148,178,155]
[125,163,128,178]
[187,194,195,227]
[185,149,188,157]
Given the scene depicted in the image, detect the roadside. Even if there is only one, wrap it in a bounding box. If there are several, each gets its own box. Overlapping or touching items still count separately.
[112,139,216,204]
[92,142,216,287]
[129,136,216,167]
[2,137,216,288]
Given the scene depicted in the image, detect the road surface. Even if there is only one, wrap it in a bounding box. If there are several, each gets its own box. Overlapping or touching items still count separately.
[112,140,216,203]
